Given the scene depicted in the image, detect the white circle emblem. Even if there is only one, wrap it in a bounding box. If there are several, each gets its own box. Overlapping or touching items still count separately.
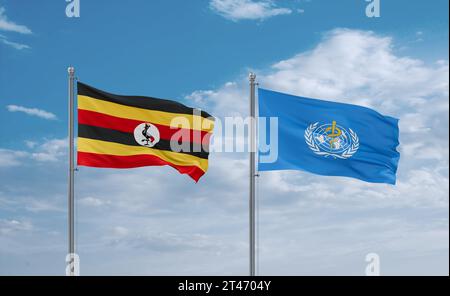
[134,123,160,148]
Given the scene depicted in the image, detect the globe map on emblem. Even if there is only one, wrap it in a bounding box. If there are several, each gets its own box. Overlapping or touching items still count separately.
[312,122,352,154]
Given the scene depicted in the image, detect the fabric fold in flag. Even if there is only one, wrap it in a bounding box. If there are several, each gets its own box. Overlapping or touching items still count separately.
[258,88,400,185]
[76,82,214,182]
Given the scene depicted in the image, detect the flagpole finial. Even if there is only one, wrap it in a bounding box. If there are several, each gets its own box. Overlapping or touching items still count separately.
[68,66,75,75]
[249,72,256,82]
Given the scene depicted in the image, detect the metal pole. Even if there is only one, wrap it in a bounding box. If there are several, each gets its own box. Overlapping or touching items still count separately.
[67,66,75,276]
[249,72,256,276]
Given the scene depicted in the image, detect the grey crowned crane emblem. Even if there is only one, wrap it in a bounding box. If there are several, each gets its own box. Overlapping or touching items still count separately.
[134,123,160,148]
[141,123,156,146]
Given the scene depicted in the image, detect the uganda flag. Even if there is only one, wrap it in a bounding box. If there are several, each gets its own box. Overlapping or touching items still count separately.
[77,82,214,182]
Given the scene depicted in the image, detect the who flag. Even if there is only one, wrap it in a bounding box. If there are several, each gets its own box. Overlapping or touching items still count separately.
[258,88,400,184]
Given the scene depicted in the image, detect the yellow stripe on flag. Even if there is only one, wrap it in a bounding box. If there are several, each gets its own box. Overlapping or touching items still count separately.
[78,95,214,133]
[77,137,208,172]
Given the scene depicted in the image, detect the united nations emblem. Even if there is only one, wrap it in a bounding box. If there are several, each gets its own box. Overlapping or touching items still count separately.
[134,123,160,148]
[304,121,359,159]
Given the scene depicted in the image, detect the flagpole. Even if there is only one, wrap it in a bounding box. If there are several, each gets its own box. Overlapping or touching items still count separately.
[67,66,75,276]
[249,72,256,276]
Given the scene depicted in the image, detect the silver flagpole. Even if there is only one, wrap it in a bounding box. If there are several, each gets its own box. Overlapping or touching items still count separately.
[67,66,75,276]
[249,72,256,276]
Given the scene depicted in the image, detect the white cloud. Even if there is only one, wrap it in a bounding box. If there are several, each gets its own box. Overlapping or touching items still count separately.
[24,141,37,149]
[25,198,65,213]
[30,138,67,162]
[107,228,225,253]
[0,35,30,50]
[112,226,129,237]
[79,196,109,207]
[261,29,448,110]
[0,219,32,235]
[0,7,32,34]
[0,149,28,167]
[0,6,32,50]
[415,31,424,42]
[6,105,57,120]
[185,82,246,117]
[0,138,67,168]
[210,0,291,21]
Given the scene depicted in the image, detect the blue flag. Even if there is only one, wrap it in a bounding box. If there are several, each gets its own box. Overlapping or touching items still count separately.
[258,88,400,184]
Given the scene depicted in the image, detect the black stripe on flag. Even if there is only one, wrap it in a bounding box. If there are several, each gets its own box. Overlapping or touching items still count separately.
[78,124,210,159]
[77,82,213,119]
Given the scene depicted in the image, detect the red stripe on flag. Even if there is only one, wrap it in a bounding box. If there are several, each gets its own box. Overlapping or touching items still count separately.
[78,109,211,145]
[77,151,205,182]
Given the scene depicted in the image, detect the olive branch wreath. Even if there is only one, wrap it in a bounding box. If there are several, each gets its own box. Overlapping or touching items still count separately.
[304,122,359,159]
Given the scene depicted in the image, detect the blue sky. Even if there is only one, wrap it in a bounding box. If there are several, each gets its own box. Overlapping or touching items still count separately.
[0,0,449,275]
